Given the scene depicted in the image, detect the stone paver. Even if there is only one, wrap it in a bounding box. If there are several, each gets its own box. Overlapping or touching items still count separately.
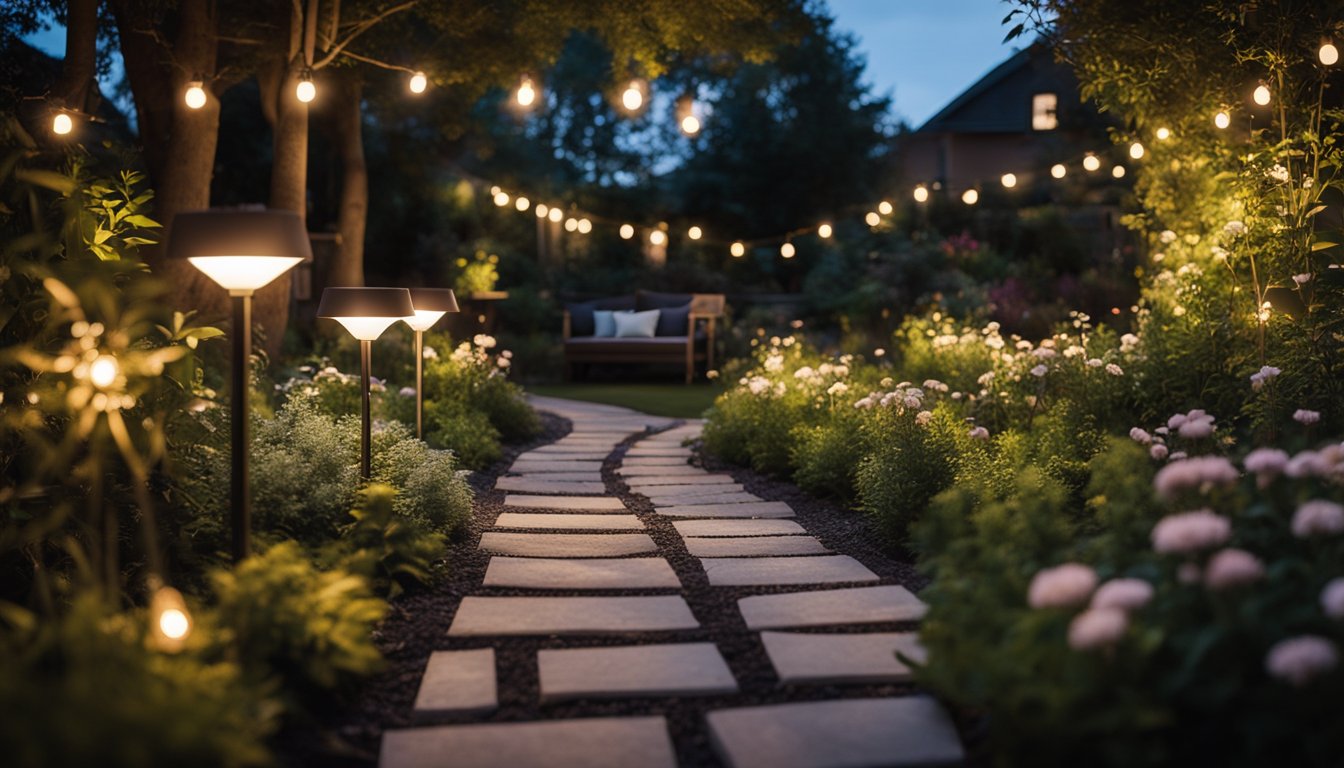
[706,697,964,768]
[381,716,678,768]
[760,631,925,685]
[508,460,604,473]
[412,649,497,721]
[503,494,626,511]
[493,512,644,530]
[448,595,699,636]
[658,501,795,519]
[478,532,656,558]
[626,476,740,488]
[686,536,830,558]
[702,555,878,586]
[650,492,764,507]
[673,519,807,537]
[619,465,715,477]
[538,643,738,702]
[483,557,681,590]
[500,471,603,483]
[495,478,606,494]
[738,586,928,629]
[620,456,692,466]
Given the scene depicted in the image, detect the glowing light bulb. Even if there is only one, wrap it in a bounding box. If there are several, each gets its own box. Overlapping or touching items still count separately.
[160,608,189,639]
[780,242,796,259]
[818,223,833,238]
[564,217,578,232]
[621,80,644,111]
[52,112,73,135]
[1051,163,1067,179]
[878,200,893,215]
[409,71,428,94]
[962,189,979,205]
[1156,127,1171,141]
[1083,154,1101,172]
[493,191,510,207]
[516,76,537,107]
[1215,111,1231,129]
[1321,42,1340,66]
[1112,165,1126,179]
[515,196,530,212]
[295,76,316,103]
[913,185,929,203]
[649,230,667,246]
[730,241,746,257]
[548,207,563,223]
[1001,173,1017,188]
[865,211,880,227]
[680,114,701,136]
[577,218,592,234]
[89,355,119,388]
[535,203,548,218]
[1253,84,1271,106]
[1129,141,1145,159]
[150,585,192,652]
[184,81,207,109]
[688,226,702,240]
[619,224,635,239]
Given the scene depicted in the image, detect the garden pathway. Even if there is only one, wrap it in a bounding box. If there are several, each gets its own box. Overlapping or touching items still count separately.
[379,396,965,768]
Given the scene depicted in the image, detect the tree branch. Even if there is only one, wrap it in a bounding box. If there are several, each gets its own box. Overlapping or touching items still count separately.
[313,0,419,69]
[335,48,414,73]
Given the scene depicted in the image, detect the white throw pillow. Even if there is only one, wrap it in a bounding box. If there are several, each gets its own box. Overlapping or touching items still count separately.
[613,309,660,338]
[593,310,617,337]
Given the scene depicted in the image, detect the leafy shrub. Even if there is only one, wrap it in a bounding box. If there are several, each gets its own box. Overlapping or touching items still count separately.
[790,406,868,502]
[421,333,538,466]
[424,398,503,468]
[371,432,473,533]
[331,484,446,599]
[0,595,277,768]
[211,542,385,704]
[451,250,499,294]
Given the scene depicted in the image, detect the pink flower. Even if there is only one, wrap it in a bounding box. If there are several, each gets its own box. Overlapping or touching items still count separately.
[1091,578,1154,611]
[1030,364,1048,377]
[1152,456,1239,500]
[1150,444,1170,461]
[1243,448,1289,483]
[1293,409,1321,425]
[1028,563,1098,609]
[1151,509,1232,554]
[1291,500,1344,538]
[1130,427,1152,445]
[1286,450,1328,478]
[1250,365,1281,391]
[1320,578,1344,620]
[1204,548,1265,590]
[1174,409,1216,439]
[1068,608,1129,650]
[968,426,990,441]
[1105,363,1124,376]
[1265,636,1339,687]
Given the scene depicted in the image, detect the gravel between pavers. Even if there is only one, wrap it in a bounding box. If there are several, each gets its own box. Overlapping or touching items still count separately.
[319,411,936,768]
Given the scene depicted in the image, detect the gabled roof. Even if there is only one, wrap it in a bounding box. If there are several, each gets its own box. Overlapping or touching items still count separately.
[916,41,1077,134]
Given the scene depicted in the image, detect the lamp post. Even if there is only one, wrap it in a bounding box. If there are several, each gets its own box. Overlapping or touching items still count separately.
[316,287,415,479]
[165,210,311,562]
[403,289,459,440]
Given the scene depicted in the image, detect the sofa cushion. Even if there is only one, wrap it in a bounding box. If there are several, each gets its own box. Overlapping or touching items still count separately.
[593,310,617,337]
[636,290,694,311]
[567,295,636,336]
[655,302,692,337]
[614,309,660,338]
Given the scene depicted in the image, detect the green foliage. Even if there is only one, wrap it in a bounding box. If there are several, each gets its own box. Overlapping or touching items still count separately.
[856,404,973,546]
[332,485,446,599]
[451,251,500,295]
[0,595,277,768]
[211,542,386,702]
[421,333,538,466]
[423,398,503,468]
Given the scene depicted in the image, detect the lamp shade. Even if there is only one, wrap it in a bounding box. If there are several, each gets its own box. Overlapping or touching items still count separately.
[317,287,415,340]
[404,288,459,331]
[165,209,312,293]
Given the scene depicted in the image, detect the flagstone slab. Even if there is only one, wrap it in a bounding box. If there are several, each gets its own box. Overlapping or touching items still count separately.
[493,513,644,530]
[650,492,763,507]
[411,649,497,721]
[706,697,964,768]
[673,519,808,537]
[447,595,699,636]
[503,494,626,511]
[508,460,605,473]
[624,447,693,457]
[483,557,681,590]
[626,476,740,488]
[538,643,737,702]
[524,449,612,459]
[760,631,925,686]
[738,586,928,630]
[658,501,795,519]
[478,532,656,558]
[495,478,606,494]
[381,716,678,768]
[702,555,877,586]
[500,471,603,483]
[620,457,692,466]
[686,536,830,558]
[619,465,715,477]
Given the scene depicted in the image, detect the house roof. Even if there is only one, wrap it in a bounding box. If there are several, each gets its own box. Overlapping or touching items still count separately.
[916,42,1077,134]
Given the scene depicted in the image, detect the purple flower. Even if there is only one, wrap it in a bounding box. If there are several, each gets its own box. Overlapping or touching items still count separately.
[1291,500,1344,538]
[1320,578,1344,620]
[1204,548,1265,590]
[1152,456,1239,500]
[1151,509,1232,554]
[1266,636,1339,687]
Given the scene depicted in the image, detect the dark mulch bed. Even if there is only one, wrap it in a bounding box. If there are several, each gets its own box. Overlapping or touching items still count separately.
[303,411,932,768]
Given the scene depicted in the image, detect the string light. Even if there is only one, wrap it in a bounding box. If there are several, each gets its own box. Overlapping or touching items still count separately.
[677,95,701,136]
[680,114,701,136]
[515,196,530,212]
[548,207,563,223]
[730,241,746,257]
[780,242,796,258]
[864,211,880,227]
[1051,163,1067,179]
[1215,110,1231,129]
[620,224,635,239]
[688,226,703,240]
[1083,154,1101,172]
[577,218,592,234]
[493,191,510,207]
[1112,165,1126,179]
[1252,84,1271,106]
[184,81,207,109]
[962,189,979,205]
[649,229,667,246]
[409,71,428,94]
[1129,141,1145,159]
[516,75,537,107]
[52,111,73,135]
[818,223,833,238]
[535,203,549,218]
[878,200,893,215]
[1000,173,1017,188]
[621,79,646,112]
[295,70,316,103]
[913,185,929,203]
[564,217,578,232]
[149,585,192,653]
[1322,42,1340,66]
[1156,126,1171,140]
[89,355,119,388]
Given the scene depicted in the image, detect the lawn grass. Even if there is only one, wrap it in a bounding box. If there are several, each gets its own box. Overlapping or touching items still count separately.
[528,383,722,419]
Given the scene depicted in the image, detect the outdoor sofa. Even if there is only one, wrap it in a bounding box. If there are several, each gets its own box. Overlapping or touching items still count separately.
[562,290,725,383]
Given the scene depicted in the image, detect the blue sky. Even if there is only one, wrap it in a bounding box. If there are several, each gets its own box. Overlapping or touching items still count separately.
[25,1,1020,130]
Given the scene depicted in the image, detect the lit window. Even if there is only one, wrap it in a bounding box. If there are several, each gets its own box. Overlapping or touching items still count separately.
[1032,93,1058,131]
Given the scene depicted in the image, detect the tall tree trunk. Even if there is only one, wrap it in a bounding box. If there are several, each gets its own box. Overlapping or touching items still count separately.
[55,0,98,112]
[332,73,366,287]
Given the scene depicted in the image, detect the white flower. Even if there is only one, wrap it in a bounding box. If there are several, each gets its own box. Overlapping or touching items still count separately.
[473,334,497,349]
[764,354,784,373]
[915,410,932,426]
[1294,409,1321,425]
[1030,364,1048,377]
[827,382,849,397]
[794,366,815,380]
[1105,363,1124,376]
[706,370,719,380]
[873,348,886,357]
[1160,229,1178,244]
[853,397,874,410]
[977,371,995,386]
[1249,365,1281,391]
[1224,220,1247,236]
[399,386,416,397]
[496,357,511,369]
[1293,273,1313,286]
[1120,333,1140,351]
[1086,358,1103,368]
[1268,164,1291,182]
[1032,347,1057,359]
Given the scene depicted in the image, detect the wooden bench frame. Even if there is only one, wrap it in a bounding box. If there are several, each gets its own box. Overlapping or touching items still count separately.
[562,294,725,384]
